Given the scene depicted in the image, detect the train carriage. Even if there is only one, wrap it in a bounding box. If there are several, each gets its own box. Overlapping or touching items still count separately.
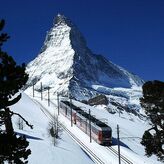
[60,100,77,121]
[60,100,112,146]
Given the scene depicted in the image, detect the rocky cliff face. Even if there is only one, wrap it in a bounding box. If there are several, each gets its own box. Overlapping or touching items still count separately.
[26,14,144,112]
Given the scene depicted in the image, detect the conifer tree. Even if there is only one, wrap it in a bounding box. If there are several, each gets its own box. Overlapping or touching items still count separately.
[140,80,164,161]
[0,19,33,163]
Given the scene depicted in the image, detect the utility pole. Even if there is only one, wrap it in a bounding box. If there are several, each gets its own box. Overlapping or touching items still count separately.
[57,92,59,115]
[117,124,121,164]
[70,95,73,127]
[48,87,50,106]
[32,83,34,97]
[89,109,92,143]
[86,117,87,134]
[41,82,43,101]
[56,115,59,139]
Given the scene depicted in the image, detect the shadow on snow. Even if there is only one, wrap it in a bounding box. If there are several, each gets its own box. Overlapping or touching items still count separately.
[16,132,43,140]
[112,137,130,149]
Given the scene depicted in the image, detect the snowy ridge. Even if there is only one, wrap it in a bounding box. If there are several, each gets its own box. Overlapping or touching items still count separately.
[26,14,144,113]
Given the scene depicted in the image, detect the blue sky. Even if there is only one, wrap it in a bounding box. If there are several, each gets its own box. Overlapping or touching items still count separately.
[0,0,164,81]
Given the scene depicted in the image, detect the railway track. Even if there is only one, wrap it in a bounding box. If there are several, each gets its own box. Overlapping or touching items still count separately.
[33,99,105,164]
[106,147,133,164]
[60,122,105,164]
[50,99,134,164]
[33,98,134,164]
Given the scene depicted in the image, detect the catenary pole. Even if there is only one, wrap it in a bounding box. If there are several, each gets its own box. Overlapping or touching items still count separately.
[57,92,60,115]
[48,87,50,106]
[41,82,43,101]
[117,124,121,164]
[32,83,34,97]
[89,109,92,143]
[70,94,73,127]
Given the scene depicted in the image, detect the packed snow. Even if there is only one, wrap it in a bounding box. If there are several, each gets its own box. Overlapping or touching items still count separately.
[10,93,94,164]
[24,89,162,164]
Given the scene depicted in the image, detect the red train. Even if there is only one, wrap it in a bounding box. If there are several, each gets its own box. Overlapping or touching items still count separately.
[60,100,112,146]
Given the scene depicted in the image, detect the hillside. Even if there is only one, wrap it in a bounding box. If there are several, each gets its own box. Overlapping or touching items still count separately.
[11,91,162,164]
[10,93,94,164]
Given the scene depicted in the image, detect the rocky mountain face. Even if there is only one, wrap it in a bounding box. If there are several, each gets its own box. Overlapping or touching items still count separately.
[26,14,144,113]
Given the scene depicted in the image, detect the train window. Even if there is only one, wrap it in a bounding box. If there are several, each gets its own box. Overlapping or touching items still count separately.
[91,126,98,134]
[102,130,111,138]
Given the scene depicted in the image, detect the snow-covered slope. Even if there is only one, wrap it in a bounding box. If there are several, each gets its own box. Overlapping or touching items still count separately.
[26,14,144,106]
[70,99,162,164]
[11,92,162,164]
[11,93,94,164]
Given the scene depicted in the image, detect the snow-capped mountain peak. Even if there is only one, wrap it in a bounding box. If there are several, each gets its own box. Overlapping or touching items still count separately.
[54,14,74,26]
[26,14,144,112]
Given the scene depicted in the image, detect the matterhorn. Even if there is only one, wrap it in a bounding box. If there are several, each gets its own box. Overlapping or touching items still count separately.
[26,14,144,113]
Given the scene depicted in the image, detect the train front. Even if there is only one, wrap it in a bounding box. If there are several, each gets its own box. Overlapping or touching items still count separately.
[98,126,112,146]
